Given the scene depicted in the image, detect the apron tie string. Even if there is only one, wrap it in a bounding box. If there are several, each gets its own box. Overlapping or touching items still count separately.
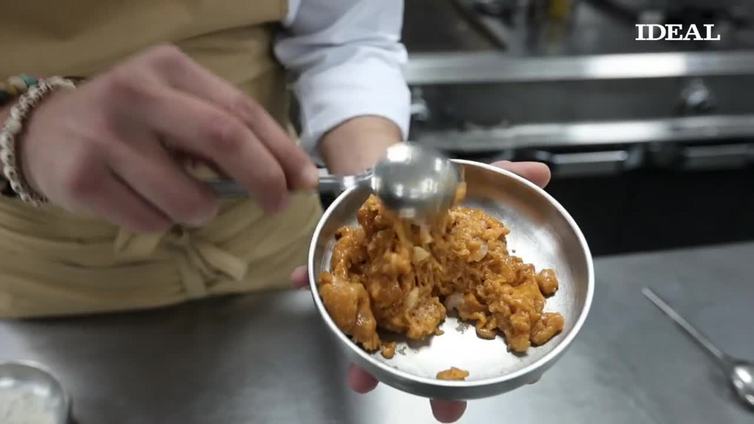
[114,227,248,299]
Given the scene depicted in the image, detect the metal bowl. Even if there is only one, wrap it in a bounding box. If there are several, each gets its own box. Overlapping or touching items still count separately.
[308,160,594,400]
[0,361,71,423]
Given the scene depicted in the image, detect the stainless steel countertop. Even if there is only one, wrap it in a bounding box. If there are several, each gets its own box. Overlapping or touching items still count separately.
[1,242,753,424]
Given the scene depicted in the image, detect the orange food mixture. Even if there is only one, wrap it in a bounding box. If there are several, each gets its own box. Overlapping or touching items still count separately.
[436,367,470,381]
[318,194,564,355]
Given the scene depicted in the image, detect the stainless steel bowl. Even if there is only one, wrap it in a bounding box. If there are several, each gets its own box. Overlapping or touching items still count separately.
[308,160,594,400]
[0,361,71,424]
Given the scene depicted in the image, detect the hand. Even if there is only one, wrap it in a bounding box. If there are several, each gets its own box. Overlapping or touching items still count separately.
[18,45,318,232]
[291,160,551,423]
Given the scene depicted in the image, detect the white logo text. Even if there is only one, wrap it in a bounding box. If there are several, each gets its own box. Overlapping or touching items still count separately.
[635,24,720,41]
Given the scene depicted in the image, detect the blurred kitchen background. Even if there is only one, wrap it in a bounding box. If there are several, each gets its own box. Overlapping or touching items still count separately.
[399,0,754,256]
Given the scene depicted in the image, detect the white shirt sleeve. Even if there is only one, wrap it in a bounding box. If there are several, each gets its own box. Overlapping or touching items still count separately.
[275,0,410,155]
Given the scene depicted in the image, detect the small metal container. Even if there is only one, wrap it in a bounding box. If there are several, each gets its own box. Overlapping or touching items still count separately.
[309,160,594,400]
[0,361,71,424]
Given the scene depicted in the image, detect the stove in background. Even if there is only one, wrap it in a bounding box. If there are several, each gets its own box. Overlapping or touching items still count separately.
[401,0,754,256]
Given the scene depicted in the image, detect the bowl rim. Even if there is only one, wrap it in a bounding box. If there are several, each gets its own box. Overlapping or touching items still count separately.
[308,159,595,389]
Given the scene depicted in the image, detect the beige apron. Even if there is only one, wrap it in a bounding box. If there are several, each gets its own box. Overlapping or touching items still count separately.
[0,0,322,318]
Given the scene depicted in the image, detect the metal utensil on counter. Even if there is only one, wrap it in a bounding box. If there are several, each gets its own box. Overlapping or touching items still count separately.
[208,143,461,221]
[642,288,754,408]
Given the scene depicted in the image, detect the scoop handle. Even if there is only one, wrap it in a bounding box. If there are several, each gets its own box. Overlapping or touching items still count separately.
[207,171,371,198]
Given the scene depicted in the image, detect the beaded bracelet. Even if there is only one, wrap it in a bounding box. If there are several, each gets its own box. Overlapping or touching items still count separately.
[0,74,40,196]
[0,77,76,206]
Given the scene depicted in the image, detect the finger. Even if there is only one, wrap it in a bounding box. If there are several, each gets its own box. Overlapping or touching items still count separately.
[62,165,170,233]
[430,399,467,423]
[347,364,379,394]
[135,87,290,213]
[154,52,318,190]
[492,160,551,188]
[290,266,309,290]
[107,137,218,227]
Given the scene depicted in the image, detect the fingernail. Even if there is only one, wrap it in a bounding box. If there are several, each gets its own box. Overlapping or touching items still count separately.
[300,165,320,190]
[273,195,290,213]
[187,202,220,227]
[188,203,219,227]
